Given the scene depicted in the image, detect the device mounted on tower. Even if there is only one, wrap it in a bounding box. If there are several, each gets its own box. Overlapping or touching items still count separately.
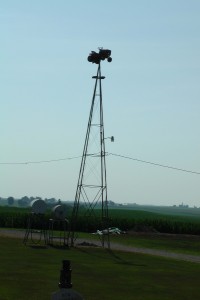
[68,48,112,248]
[88,48,112,64]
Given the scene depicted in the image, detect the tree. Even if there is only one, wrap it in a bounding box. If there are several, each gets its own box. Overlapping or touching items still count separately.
[57,199,62,205]
[7,196,14,206]
[21,196,31,204]
[18,197,30,207]
[45,198,56,204]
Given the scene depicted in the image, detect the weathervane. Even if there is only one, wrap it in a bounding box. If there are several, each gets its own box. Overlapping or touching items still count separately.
[87,48,112,64]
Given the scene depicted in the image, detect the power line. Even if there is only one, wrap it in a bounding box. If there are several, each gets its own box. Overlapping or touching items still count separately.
[0,152,200,175]
[0,153,104,165]
[0,155,82,165]
[108,152,200,175]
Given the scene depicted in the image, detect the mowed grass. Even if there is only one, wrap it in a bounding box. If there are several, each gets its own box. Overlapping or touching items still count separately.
[76,231,200,256]
[0,237,200,299]
[110,233,200,256]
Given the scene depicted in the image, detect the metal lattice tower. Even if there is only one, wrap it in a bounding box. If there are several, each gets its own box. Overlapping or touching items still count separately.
[68,49,112,247]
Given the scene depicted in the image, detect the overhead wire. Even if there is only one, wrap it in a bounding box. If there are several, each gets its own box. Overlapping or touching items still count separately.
[0,152,199,175]
[108,152,200,175]
[0,155,82,165]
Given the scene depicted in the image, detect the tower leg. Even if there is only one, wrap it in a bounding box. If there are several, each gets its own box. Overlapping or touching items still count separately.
[68,63,110,248]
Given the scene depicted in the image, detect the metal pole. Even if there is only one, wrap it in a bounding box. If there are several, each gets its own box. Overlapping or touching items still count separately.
[68,67,99,246]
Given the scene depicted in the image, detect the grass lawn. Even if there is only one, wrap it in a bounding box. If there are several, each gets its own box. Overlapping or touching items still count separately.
[0,236,200,299]
[77,231,200,256]
[110,233,200,255]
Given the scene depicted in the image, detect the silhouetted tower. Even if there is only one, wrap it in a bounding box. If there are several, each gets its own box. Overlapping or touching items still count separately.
[68,48,113,247]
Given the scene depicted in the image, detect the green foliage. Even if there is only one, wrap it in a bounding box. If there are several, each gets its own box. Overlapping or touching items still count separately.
[7,196,14,206]
[73,208,200,235]
[107,209,200,234]
[1,206,200,235]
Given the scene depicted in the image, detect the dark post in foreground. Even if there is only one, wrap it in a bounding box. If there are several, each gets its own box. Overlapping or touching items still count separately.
[52,260,84,300]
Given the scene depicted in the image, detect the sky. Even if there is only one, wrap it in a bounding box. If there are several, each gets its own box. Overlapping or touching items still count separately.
[1,0,200,207]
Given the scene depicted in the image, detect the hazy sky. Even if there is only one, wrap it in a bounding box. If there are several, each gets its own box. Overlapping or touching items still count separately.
[1,1,200,206]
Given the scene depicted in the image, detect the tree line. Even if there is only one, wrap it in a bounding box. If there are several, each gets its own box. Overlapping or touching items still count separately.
[0,196,62,207]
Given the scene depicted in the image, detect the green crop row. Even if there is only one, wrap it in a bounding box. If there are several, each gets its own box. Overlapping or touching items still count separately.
[1,206,200,235]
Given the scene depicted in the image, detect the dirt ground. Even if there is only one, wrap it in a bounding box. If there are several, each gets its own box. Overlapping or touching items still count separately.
[1,228,200,264]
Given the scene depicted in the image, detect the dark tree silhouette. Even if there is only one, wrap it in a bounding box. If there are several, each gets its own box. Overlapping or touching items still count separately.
[7,196,14,206]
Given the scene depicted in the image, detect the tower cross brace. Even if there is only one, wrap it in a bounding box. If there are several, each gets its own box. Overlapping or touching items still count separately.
[68,57,111,247]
